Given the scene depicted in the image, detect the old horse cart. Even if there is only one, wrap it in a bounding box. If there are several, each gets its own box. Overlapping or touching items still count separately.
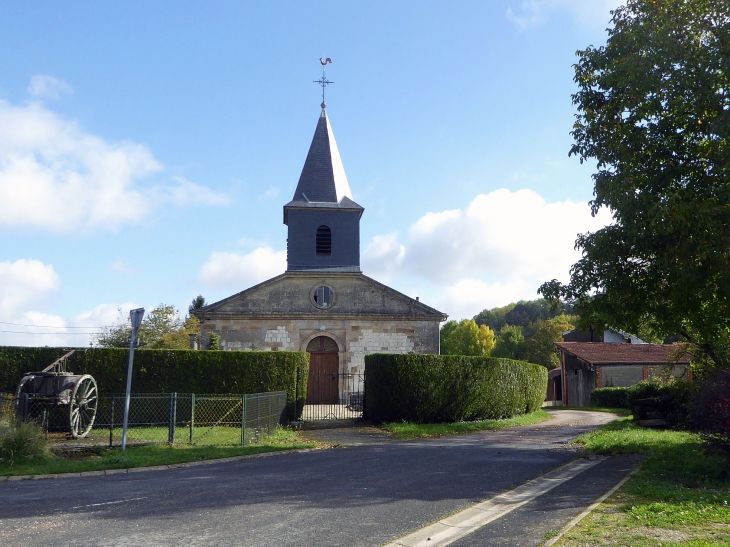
[15,351,98,438]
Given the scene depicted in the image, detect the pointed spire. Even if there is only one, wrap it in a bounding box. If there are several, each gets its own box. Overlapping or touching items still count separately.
[291,109,354,203]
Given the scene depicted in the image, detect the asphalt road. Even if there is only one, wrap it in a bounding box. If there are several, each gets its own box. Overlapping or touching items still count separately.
[0,410,619,547]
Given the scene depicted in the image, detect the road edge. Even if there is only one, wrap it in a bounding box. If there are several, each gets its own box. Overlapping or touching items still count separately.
[0,447,322,482]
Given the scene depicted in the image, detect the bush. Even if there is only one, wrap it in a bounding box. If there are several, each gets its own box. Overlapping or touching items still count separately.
[0,421,47,466]
[364,354,547,423]
[590,387,630,408]
[0,347,310,420]
[693,370,730,435]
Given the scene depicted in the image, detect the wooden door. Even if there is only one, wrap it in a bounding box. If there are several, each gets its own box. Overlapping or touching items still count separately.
[306,336,339,404]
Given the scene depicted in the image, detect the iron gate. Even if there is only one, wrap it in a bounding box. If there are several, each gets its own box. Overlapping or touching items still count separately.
[302,372,364,420]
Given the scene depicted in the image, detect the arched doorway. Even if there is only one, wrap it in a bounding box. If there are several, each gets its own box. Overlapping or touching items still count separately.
[306,336,339,404]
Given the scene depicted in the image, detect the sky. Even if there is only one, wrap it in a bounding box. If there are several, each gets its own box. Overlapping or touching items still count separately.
[0,0,621,347]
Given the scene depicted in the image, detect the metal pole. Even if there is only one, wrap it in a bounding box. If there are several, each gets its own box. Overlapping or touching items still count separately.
[110,394,115,448]
[121,308,144,451]
[190,393,195,444]
[168,392,177,445]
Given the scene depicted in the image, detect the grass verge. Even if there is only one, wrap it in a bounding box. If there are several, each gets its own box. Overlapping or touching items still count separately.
[554,418,730,546]
[380,409,552,439]
[0,427,323,477]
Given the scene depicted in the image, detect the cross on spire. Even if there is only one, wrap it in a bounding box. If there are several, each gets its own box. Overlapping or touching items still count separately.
[314,57,333,109]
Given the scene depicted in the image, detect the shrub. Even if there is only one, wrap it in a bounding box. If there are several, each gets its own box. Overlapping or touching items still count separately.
[364,354,547,423]
[0,347,310,419]
[590,387,630,408]
[693,370,730,435]
[0,421,47,466]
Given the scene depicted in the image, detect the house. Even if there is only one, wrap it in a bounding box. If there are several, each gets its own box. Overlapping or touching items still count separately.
[554,342,690,407]
[193,103,446,403]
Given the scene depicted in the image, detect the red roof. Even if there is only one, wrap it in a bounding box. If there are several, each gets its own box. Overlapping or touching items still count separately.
[555,342,690,365]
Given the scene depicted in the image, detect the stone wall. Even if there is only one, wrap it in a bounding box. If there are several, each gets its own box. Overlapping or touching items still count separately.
[200,317,439,373]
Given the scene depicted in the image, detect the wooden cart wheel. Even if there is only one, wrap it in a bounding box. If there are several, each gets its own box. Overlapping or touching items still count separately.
[69,375,97,438]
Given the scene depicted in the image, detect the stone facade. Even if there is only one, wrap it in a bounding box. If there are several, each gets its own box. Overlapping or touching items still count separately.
[195,271,444,373]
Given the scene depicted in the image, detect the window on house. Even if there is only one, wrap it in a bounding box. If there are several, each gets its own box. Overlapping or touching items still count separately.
[316,225,332,255]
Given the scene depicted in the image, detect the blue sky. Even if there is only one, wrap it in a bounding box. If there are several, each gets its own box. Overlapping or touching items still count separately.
[0,0,620,346]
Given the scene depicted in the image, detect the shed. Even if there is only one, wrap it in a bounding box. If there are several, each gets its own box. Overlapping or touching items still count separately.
[555,342,690,407]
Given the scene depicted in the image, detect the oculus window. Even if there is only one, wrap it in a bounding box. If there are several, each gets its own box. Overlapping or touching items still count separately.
[316,225,332,255]
[312,286,334,309]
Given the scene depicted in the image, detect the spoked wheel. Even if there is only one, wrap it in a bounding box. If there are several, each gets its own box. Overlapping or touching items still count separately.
[69,375,97,438]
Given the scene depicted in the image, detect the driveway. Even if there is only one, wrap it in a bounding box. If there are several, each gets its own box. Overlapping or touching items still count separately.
[0,410,620,546]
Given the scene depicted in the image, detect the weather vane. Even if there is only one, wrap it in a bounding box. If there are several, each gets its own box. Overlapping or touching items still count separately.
[314,57,333,109]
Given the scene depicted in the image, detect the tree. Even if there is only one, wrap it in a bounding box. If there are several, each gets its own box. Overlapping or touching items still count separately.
[96,304,201,349]
[491,325,525,360]
[540,0,730,371]
[189,295,206,315]
[522,315,575,370]
[441,319,495,356]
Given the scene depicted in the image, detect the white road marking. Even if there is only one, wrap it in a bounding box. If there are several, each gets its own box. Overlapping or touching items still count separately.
[384,457,606,547]
[72,497,147,509]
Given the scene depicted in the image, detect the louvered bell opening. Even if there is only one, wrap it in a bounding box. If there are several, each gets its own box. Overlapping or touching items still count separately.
[316,225,332,255]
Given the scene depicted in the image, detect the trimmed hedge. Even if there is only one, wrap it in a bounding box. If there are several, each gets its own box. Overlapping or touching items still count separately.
[364,354,547,423]
[0,347,309,419]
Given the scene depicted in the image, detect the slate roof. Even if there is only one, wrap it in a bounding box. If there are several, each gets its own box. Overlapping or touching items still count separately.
[555,342,690,365]
[288,109,362,205]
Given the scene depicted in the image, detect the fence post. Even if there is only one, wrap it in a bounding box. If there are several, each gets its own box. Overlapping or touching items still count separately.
[21,393,29,423]
[168,392,177,445]
[241,393,246,446]
[190,393,195,445]
[110,394,115,448]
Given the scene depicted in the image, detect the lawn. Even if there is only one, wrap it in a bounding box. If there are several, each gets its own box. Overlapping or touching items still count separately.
[0,427,323,477]
[554,418,730,546]
[379,409,553,439]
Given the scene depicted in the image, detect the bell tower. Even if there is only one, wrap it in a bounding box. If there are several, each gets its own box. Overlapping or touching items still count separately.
[283,64,364,272]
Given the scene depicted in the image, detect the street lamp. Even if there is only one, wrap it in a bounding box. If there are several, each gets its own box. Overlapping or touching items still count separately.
[121,307,145,451]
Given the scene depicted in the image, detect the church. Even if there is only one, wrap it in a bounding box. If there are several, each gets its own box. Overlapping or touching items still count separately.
[194,100,446,381]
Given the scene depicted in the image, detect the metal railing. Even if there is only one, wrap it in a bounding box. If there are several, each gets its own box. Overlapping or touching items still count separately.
[302,372,364,420]
[0,391,287,447]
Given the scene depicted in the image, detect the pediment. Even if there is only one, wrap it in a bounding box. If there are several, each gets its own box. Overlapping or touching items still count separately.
[197,273,445,318]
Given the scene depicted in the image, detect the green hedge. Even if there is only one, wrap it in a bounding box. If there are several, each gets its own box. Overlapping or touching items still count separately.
[0,347,309,419]
[364,354,547,423]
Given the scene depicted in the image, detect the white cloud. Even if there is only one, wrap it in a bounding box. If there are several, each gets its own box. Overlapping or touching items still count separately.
[27,75,73,100]
[0,259,60,318]
[507,0,622,30]
[0,257,144,346]
[0,87,228,233]
[199,246,286,290]
[153,176,231,207]
[363,189,612,320]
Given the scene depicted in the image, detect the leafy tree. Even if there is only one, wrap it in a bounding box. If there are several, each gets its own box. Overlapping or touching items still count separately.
[522,315,576,370]
[96,304,201,349]
[440,320,459,352]
[474,304,515,332]
[491,325,525,360]
[441,319,495,356]
[540,0,730,371]
[208,332,221,351]
[188,295,206,315]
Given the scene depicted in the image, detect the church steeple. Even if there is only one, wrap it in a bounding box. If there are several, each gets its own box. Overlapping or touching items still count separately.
[284,106,364,272]
[291,109,353,204]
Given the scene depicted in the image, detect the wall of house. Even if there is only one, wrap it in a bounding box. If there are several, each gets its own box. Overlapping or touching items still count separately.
[601,365,645,387]
[563,354,594,407]
[199,317,438,373]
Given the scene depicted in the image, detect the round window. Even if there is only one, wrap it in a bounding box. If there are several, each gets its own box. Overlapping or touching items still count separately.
[311,285,334,309]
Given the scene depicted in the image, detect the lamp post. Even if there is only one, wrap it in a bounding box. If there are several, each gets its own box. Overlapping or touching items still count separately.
[121,307,145,451]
